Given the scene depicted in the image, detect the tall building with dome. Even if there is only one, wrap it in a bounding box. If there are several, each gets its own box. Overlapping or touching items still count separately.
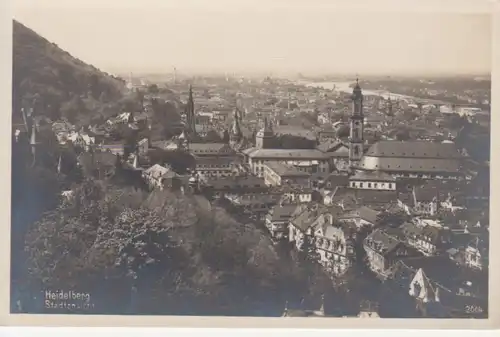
[347,80,467,185]
[348,79,364,169]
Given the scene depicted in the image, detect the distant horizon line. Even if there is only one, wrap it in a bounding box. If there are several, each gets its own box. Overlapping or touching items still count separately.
[112,70,492,80]
[13,19,491,82]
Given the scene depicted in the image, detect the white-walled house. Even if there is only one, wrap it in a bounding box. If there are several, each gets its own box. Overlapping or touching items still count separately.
[349,171,396,191]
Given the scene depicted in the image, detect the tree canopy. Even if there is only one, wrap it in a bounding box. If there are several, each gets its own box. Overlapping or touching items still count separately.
[22,179,336,315]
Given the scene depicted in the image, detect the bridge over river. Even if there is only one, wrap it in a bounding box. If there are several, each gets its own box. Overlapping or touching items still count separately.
[298,80,452,106]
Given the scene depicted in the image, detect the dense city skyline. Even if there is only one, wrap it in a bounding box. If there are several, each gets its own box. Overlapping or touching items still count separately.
[13,0,492,77]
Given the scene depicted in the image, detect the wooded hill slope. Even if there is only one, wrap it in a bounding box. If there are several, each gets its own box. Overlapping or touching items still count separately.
[12,20,126,126]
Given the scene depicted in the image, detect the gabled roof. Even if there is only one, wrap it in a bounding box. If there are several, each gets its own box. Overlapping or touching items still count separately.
[204,175,267,190]
[189,142,235,155]
[243,148,328,160]
[340,206,380,224]
[267,204,300,222]
[264,161,309,177]
[365,141,462,159]
[274,125,316,140]
[400,256,487,295]
[401,223,442,244]
[143,164,177,179]
[195,156,236,166]
[78,151,117,168]
[358,157,462,173]
[290,206,322,232]
[364,228,403,256]
[316,139,344,153]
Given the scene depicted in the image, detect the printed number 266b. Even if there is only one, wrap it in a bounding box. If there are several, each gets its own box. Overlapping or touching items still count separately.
[466,305,484,314]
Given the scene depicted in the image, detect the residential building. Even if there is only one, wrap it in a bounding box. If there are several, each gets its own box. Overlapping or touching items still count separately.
[137,138,149,155]
[189,142,236,157]
[263,161,310,188]
[349,171,396,191]
[401,222,450,256]
[99,142,126,156]
[313,221,357,276]
[265,204,301,240]
[142,164,179,190]
[464,236,489,271]
[224,193,279,221]
[194,156,240,178]
[364,228,412,278]
[338,205,380,229]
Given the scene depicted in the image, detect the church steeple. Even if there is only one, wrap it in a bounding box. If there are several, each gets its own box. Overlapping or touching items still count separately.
[255,116,274,149]
[178,130,189,151]
[386,95,393,115]
[349,77,364,169]
[185,85,196,138]
[263,116,273,133]
[230,108,243,145]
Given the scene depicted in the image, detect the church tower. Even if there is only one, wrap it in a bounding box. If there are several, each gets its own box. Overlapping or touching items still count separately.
[386,95,393,115]
[349,79,364,168]
[177,130,189,151]
[230,108,243,148]
[255,117,274,149]
[185,85,197,139]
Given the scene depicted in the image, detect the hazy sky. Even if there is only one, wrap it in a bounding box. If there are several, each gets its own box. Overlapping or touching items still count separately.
[13,0,493,76]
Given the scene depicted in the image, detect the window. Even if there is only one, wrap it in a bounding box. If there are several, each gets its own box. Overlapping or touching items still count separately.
[368,183,372,188]
[360,183,364,188]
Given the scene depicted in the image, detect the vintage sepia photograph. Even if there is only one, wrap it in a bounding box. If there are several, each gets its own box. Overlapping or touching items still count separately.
[9,0,492,321]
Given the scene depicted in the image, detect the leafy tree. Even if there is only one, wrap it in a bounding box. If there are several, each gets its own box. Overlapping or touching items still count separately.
[60,94,86,124]
[98,91,109,103]
[22,177,341,315]
[88,73,101,99]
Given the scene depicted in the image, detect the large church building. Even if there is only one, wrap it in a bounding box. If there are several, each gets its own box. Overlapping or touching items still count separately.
[347,80,466,184]
[243,79,466,187]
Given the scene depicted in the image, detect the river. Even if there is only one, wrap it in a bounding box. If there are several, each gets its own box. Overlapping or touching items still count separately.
[298,80,447,104]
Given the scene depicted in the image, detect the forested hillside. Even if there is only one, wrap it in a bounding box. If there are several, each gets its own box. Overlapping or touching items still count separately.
[12,20,126,126]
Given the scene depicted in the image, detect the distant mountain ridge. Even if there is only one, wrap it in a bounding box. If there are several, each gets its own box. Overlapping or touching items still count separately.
[12,20,126,126]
